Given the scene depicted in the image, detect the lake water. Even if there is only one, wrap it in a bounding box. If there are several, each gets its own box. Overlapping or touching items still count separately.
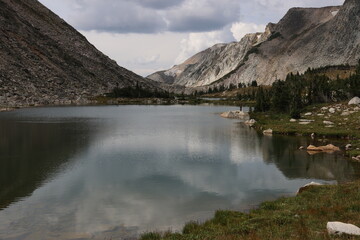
[0,105,359,240]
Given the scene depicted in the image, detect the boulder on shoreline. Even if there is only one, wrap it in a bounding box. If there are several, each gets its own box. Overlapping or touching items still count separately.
[263,129,273,135]
[244,119,256,127]
[327,222,360,236]
[297,182,323,195]
[220,110,249,120]
[348,97,360,105]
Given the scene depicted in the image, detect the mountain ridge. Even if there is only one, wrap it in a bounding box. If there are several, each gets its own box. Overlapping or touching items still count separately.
[148,0,360,90]
[0,0,160,107]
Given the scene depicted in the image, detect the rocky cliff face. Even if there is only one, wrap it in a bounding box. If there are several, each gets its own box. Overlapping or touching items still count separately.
[148,34,263,87]
[0,0,159,107]
[148,0,360,89]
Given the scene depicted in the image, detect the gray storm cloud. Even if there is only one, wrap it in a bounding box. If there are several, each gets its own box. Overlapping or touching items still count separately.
[53,0,241,34]
[70,0,167,33]
[166,0,240,32]
[130,0,186,9]
[40,0,345,34]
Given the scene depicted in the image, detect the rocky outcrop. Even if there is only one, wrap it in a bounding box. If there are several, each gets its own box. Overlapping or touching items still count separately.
[148,0,360,89]
[0,0,160,107]
[348,97,360,105]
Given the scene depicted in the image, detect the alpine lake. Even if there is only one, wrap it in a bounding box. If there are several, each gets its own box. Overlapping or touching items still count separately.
[0,105,359,240]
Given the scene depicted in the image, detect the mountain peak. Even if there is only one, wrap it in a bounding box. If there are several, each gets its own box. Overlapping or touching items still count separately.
[147,0,360,89]
[0,0,160,107]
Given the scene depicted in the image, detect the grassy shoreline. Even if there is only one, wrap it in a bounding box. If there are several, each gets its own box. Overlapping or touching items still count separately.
[141,181,360,240]
[249,102,360,158]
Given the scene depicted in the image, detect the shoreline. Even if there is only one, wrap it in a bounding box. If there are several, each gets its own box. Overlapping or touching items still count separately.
[141,180,360,240]
[247,103,360,159]
[0,97,252,113]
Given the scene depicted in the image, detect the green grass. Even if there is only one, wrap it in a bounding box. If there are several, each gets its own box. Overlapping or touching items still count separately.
[141,181,360,240]
[348,139,360,158]
[249,103,360,139]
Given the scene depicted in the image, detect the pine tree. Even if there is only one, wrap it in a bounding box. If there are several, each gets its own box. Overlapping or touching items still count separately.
[255,87,270,112]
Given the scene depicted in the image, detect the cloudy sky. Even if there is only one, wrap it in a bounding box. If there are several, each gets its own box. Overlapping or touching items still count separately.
[38,0,344,76]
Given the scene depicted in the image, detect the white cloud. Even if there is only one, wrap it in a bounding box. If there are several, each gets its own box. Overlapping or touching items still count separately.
[231,22,266,41]
[81,31,186,76]
[133,55,161,65]
[175,27,235,63]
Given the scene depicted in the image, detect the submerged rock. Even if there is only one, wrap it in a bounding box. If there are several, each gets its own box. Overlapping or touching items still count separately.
[327,222,360,236]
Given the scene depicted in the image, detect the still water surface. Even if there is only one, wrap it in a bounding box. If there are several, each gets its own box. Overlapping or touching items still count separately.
[0,105,359,240]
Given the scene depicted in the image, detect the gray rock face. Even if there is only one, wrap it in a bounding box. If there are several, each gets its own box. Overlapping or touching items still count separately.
[148,34,261,87]
[0,0,159,107]
[148,0,360,89]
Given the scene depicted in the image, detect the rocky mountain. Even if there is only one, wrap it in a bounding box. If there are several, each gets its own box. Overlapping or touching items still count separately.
[148,0,360,89]
[0,0,160,107]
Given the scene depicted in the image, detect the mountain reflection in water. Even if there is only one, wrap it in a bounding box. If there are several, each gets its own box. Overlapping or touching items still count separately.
[0,106,358,240]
